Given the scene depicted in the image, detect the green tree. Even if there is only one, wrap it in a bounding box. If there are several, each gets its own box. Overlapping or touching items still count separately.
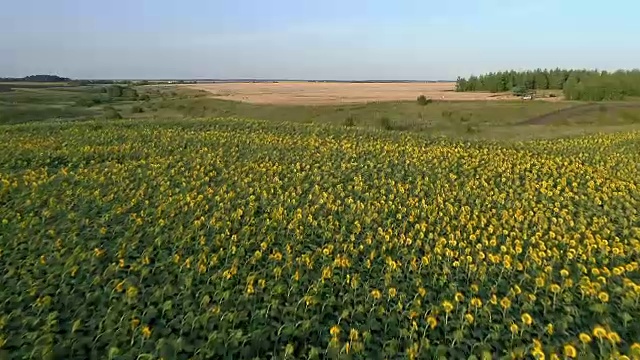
[107,85,123,98]
[417,95,432,105]
[103,106,122,119]
[121,87,139,100]
[457,68,640,101]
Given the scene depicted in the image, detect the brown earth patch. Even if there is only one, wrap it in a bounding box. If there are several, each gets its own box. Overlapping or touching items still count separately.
[184,82,527,105]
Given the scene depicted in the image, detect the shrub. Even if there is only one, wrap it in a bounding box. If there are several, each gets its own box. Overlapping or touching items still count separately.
[344,115,356,127]
[417,95,432,106]
[380,116,393,130]
[75,98,94,107]
[76,97,106,107]
[121,87,139,100]
[103,106,122,120]
[107,85,123,98]
[512,86,528,97]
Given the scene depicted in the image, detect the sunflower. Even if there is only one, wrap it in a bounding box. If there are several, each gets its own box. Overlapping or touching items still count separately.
[470,297,483,308]
[426,316,438,329]
[442,301,454,313]
[464,313,474,324]
[545,323,554,335]
[141,325,152,339]
[607,331,621,344]
[418,287,426,298]
[330,325,341,337]
[563,344,577,358]
[531,348,545,360]
[597,291,609,302]
[349,328,359,342]
[592,326,607,339]
[388,288,397,298]
[371,289,382,300]
[578,333,592,344]
[500,297,512,309]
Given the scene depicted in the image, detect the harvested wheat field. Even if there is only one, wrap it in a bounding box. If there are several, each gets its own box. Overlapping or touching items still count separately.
[185,82,519,105]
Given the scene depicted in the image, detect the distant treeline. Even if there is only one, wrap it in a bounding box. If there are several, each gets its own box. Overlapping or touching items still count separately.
[0,76,153,86]
[0,75,71,82]
[456,69,640,101]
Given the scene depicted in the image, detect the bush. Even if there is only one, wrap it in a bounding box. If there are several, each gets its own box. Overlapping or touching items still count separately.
[459,113,471,123]
[107,85,123,98]
[417,95,432,106]
[344,115,356,127]
[121,87,139,100]
[75,98,94,107]
[76,97,106,107]
[512,86,528,97]
[103,106,122,120]
[380,116,393,130]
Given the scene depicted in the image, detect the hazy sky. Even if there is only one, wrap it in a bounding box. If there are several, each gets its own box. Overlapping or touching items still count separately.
[2,0,639,80]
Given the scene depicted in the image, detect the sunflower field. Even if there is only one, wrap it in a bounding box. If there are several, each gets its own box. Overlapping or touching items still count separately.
[1,118,639,360]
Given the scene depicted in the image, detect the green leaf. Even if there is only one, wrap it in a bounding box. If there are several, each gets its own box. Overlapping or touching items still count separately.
[588,303,607,314]
[162,300,173,312]
[108,347,120,360]
[72,319,82,333]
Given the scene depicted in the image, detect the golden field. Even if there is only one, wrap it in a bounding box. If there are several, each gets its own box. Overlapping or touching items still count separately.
[185,82,523,105]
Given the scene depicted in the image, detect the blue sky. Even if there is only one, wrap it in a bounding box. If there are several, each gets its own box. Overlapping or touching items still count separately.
[2,0,639,80]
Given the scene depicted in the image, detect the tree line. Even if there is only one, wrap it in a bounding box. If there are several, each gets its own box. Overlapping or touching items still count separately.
[455,69,640,101]
[0,75,71,82]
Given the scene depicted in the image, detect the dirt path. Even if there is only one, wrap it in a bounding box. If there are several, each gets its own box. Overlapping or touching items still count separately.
[522,103,640,125]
